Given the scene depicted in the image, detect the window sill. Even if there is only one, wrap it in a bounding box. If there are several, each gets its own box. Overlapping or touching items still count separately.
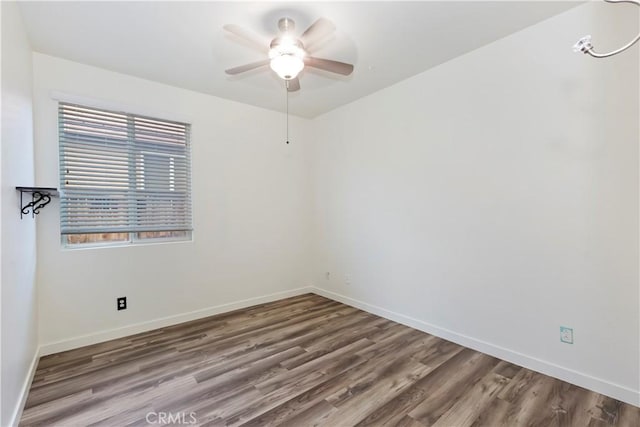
[61,236,193,251]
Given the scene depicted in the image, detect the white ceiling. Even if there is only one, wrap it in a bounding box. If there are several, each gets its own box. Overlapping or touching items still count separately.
[18,1,578,118]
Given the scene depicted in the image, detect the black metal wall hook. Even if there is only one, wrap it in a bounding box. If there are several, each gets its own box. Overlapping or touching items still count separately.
[16,187,59,218]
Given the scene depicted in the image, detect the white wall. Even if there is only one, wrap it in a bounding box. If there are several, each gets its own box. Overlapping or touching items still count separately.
[311,3,639,405]
[1,2,38,425]
[14,0,639,412]
[32,54,314,351]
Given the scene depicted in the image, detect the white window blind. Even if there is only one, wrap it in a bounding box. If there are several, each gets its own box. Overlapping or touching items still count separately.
[59,102,192,237]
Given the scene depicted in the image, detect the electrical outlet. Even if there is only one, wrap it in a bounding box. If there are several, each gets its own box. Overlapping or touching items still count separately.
[325,272,330,280]
[117,297,127,311]
[560,326,573,344]
[345,274,351,286]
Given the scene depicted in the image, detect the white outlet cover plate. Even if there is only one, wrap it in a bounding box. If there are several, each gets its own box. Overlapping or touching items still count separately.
[560,326,573,344]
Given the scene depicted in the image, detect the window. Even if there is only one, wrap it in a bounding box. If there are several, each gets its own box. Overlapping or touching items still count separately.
[59,102,192,247]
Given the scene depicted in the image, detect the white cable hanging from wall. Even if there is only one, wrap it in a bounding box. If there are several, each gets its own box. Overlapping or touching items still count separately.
[573,0,640,58]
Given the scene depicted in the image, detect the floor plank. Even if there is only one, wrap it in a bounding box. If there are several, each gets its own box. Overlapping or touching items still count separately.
[19,294,639,426]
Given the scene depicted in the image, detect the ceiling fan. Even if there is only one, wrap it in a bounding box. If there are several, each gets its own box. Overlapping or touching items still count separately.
[224,17,354,92]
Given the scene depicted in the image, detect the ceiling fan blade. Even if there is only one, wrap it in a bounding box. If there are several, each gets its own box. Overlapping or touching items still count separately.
[287,77,300,92]
[305,57,354,76]
[225,59,270,75]
[223,24,269,52]
[300,18,336,47]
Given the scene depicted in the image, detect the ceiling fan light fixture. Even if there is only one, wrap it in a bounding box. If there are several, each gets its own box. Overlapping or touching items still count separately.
[270,54,304,80]
[224,17,353,87]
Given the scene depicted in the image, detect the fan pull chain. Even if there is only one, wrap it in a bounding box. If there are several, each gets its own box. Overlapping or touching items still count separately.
[285,82,290,144]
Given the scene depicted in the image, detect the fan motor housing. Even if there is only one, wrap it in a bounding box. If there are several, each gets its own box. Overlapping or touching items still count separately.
[270,37,304,52]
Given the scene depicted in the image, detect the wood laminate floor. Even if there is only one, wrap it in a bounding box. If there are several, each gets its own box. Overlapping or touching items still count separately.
[21,294,639,426]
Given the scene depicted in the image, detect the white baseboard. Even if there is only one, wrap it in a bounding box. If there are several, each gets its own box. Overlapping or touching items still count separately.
[311,286,640,407]
[40,287,313,356]
[8,347,40,427]
[30,285,640,409]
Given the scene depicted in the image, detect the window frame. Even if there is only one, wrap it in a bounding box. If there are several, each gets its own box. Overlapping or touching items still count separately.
[60,230,192,250]
[58,100,193,249]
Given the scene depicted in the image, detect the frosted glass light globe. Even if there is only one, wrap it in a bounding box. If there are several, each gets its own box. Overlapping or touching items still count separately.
[270,54,304,80]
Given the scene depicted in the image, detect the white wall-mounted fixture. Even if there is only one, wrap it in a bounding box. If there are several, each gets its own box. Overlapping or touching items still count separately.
[573,0,640,58]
